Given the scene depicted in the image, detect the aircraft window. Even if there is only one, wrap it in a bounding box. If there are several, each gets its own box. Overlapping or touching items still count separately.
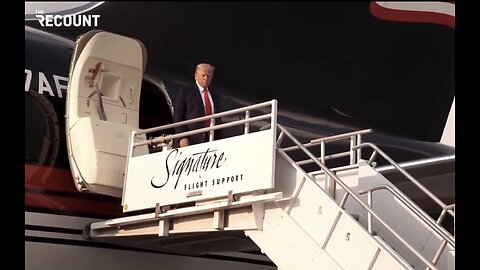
[139,76,174,139]
[25,93,59,166]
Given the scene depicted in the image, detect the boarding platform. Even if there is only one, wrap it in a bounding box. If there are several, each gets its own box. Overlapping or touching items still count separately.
[86,100,455,270]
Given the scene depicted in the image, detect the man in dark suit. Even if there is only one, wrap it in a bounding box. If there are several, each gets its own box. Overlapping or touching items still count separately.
[173,63,221,147]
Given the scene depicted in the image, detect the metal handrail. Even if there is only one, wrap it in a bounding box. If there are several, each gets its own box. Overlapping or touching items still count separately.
[358,184,454,248]
[310,129,372,144]
[296,151,350,166]
[281,128,372,152]
[138,100,275,135]
[353,143,455,219]
[134,115,271,148]
[130,100,276,149]
[276,124,439,270]
[282,129,371,171]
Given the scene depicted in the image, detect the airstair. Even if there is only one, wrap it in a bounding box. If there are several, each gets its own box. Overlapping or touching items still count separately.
[89,100,455,269]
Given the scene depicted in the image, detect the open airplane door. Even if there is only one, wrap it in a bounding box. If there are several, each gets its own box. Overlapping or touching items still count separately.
[66,30,147,198]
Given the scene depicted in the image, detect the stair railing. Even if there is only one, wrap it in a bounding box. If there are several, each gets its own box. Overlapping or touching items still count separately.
[353,143,455,229]
[276,124,439,270]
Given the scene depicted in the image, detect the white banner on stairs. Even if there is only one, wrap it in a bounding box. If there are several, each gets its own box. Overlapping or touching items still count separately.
[123,129,276,212]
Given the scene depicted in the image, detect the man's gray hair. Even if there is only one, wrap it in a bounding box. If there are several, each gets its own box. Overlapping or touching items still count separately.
[196,63,215,73]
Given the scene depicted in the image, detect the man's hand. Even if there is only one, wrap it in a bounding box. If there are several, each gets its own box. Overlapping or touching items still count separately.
[179,138,190,147]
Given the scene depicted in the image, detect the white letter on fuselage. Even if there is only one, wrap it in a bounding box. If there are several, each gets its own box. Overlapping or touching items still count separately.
[25,69,32,92]
[38,72,55,96]
[53,75,68,98]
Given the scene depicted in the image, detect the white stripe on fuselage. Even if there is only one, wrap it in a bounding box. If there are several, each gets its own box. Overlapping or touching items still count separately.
[25,211,104,242]
[26,211,103,230]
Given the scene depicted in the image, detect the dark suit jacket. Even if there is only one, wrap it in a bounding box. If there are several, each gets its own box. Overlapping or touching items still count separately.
[173,84,221,146]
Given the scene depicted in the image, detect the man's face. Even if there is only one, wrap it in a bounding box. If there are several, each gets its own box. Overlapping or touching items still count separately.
[195,68,213,88]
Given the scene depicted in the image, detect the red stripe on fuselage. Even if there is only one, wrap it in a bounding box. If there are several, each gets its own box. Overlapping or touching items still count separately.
[25,192,124,217]
[25,164,78,193]
[25,164,124,217]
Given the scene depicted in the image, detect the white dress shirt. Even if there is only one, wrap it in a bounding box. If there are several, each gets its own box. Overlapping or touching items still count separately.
[195,80,215,114]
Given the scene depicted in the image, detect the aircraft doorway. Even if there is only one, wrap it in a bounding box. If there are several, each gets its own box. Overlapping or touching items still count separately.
[139,74,174,138]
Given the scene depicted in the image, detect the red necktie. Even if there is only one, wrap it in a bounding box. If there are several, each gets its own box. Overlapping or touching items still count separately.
[203,87,212,127]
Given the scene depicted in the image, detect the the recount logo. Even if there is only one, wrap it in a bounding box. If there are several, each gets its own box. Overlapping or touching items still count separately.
[25,2,104,27]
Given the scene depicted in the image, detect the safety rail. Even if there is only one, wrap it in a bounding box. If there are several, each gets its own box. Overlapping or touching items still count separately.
[353,142,455,226]
[359,184,454,248]
[130,100,277,151]
[276,124,441,270]
[280,129,372,199]
[282,129,372,167]
[438,204,455,226]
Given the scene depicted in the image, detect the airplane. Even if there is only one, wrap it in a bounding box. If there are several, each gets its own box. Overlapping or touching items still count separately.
[25,2,454,269]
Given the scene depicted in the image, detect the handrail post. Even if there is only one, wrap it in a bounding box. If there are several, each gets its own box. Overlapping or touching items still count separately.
[320,141,325,164]
[427,240,447,270]
[367,190,373,234]
[356,134,362,161]
[209,119,214,142]
[271,100,278,145]
[285,177,307,214]
[327,172,336,200]
[368,150,377,166]
[276,131,285,147]
[350,135,356,165]
[453,204,455,238]
[437,209,448,225]
[339,192,349,208]
[320,141,335,195]
[244,110,250,134]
